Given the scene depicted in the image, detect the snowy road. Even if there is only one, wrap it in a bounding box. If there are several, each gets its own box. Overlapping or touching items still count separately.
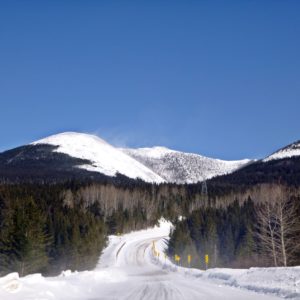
[93,221,281,300]
[0,220,297,299]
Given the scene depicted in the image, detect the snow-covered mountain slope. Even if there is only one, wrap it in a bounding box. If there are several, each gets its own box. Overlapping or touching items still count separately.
[264,140,300,162]
[121,146,252,184]
[32,132,165,183]
[29,132,253,184]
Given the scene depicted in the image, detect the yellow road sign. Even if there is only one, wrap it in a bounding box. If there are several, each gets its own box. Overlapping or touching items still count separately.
[187,255,191,264]
[174,254,181,262]
[205,254,209,264]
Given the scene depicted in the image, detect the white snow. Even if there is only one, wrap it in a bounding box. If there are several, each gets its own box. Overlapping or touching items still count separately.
[32,132,165,183]
[124,146,177,159]
[264,141,300,162]
[122,146,252,184]
[31,132,253,184]
[196,267,300,299]
[1,220,298,299]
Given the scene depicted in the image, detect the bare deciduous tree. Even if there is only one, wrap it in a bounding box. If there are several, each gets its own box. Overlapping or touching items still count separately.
[275,197,299,266]
[256,194,300,267]
[256,202,279,266]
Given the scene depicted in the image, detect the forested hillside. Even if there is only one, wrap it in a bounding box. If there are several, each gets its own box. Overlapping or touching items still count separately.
[0,183,107,276]
[167,157,300,269]
[0,180,202,276]
[0,155,300,276]
[168,196,300,269]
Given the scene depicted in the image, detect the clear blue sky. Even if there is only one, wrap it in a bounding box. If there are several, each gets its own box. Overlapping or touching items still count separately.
[0,1,299,159]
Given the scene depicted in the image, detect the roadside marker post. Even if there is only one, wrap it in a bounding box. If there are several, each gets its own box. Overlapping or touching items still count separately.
[187,254,191,267]
[205,254,209,270]
[174,254,181,266]
[152,241,157,257]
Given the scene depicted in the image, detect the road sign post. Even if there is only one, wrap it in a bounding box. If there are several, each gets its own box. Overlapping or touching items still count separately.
[187,255,191,267]
[205,254,209,270]
[174,254,181,266]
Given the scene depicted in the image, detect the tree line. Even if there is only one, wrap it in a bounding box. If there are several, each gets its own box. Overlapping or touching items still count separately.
[0,180,201,276]
[1,162,300,276]
[0,184,107,276]
[167,195,300,269]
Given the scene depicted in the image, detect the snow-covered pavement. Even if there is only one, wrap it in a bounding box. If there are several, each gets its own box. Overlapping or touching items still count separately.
[0,220,299,299]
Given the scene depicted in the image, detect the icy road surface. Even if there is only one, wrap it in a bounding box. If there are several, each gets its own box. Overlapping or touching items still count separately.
[0,220,298,299]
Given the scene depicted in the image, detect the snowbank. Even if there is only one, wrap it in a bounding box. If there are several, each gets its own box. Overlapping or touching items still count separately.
[197,267,300,299]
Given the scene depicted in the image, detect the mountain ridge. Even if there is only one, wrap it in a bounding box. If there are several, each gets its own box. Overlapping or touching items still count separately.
[264,140,300,162]
[121,146,252,184]
[0,131,299,184]
[32,132,252,183]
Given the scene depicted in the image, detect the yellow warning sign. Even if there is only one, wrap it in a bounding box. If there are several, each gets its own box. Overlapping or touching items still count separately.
[205,254,209,264]
[174,254,181,262]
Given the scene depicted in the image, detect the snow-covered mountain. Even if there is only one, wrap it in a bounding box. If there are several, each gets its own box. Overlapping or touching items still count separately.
[264,140,300,162]
[32,132,165,183]
[2,132,300,185]
[29,132,251,184]
[121,146,252,184]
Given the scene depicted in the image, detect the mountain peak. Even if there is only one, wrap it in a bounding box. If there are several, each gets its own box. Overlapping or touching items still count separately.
[32,132,109,146]
[32,132,165,183]
[264,140,300,162]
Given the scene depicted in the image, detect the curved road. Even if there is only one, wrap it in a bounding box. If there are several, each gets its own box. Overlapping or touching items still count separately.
[0,222,283,299]
[95,224,281,300]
